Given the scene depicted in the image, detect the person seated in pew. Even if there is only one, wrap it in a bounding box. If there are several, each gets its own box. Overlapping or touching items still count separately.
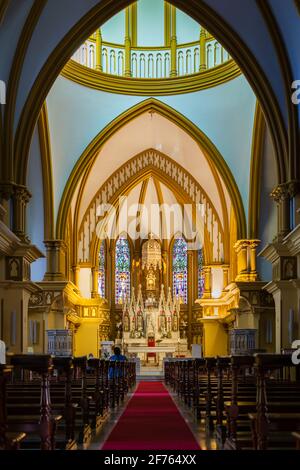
[108,347,127,379]
[86,353,95,375]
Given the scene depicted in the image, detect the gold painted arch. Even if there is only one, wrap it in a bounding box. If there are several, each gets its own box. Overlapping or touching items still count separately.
[56,98,247,242]
[14,0,288,192]
[84,152,215,268]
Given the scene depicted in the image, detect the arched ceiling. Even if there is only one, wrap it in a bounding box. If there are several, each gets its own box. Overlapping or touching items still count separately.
[98,177,184,242]
[76,149,226,265]
[75,111,228,229]
[46,75,255,227]
[0,0,298,191]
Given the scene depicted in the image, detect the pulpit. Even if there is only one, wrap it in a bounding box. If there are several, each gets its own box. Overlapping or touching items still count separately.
[229,328,257,355]
[47,329,73,356]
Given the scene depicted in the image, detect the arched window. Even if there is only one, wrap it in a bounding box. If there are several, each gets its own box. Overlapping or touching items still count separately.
[98,240,106,298]
[198,248,204,298]
[115,236,131,304]
[172,237,188,304]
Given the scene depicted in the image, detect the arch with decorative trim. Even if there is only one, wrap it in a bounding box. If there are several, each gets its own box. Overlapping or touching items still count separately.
[13,0,289,197]
[56,98,246,245]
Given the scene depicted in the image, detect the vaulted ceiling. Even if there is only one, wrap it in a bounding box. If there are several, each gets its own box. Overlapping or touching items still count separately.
[1,0,299,188]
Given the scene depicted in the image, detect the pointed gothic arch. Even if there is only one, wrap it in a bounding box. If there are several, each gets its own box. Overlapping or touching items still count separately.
[56,98,246,245]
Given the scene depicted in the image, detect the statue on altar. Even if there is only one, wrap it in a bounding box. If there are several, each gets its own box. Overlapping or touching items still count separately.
[122,284,180,342]
[120,233,188,365]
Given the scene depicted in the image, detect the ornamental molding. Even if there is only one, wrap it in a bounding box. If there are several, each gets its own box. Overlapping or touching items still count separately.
[78,149,224,264]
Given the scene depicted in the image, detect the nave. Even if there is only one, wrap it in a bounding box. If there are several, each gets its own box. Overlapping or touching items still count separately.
[1,352,300,451]
[1,0,300,455]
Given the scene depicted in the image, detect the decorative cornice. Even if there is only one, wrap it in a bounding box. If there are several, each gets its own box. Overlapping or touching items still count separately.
[281,224,300,256]
[13,243,45,263]
[262,280,296,295]
[61,59,241,96]
[258,242,290,263]
[0,220,20,255]
[0,280,43,293]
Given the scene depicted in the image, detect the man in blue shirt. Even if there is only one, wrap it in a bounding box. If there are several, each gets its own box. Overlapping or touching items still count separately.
[109,346,127,379]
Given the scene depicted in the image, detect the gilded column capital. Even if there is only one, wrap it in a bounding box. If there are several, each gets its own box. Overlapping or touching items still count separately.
[13,184,32,203]
[248,239,261,250]
[270,183,289,203]
[233,239,249,253]
[44,239,67,251]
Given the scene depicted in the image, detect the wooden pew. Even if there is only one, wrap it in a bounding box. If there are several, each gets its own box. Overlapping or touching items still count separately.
[249,354,300,450]
[72,356,92,444]
[8,355,62,450]
[192,358,206,420]
[223,355,255,450]
[214,356,231,447]
[0,365,26,450]
[203,357,216,432]
[52,356,78,448]
[292,432,300,449]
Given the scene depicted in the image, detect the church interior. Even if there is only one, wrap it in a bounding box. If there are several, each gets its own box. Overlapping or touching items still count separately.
[0,0,300,454]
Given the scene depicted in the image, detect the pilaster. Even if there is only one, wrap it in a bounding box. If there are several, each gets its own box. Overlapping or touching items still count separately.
[12,185,31,243]
[43,240,67,281]
[234,239,260,281]
[202,265,212,298]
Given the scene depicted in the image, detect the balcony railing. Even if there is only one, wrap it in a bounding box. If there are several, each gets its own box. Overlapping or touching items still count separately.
[72,35,230,79]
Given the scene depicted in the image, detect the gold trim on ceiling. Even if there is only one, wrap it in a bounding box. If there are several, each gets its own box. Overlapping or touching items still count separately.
[56,98,246,244]
[88,164,212,267]
[61,58,241,96]
[38,102,55,240]
[13,0,287,193]
[248,102,266,240]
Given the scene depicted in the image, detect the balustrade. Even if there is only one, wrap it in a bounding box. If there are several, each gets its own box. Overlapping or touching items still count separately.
[72,38,230,79]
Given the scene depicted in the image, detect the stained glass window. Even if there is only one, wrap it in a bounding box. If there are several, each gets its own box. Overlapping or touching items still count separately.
[198,248,204,298]
[98,240,106,298]
[115,236,131,304]
[172,237,188,304]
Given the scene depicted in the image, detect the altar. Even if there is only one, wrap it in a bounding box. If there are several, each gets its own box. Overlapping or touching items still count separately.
[117,235,189,372]
[121,284,188,370]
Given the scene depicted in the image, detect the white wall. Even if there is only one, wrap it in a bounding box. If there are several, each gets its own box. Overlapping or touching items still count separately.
[78,267,92,298]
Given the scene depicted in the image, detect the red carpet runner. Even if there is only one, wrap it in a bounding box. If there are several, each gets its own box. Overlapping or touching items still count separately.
[102,381,200,450]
